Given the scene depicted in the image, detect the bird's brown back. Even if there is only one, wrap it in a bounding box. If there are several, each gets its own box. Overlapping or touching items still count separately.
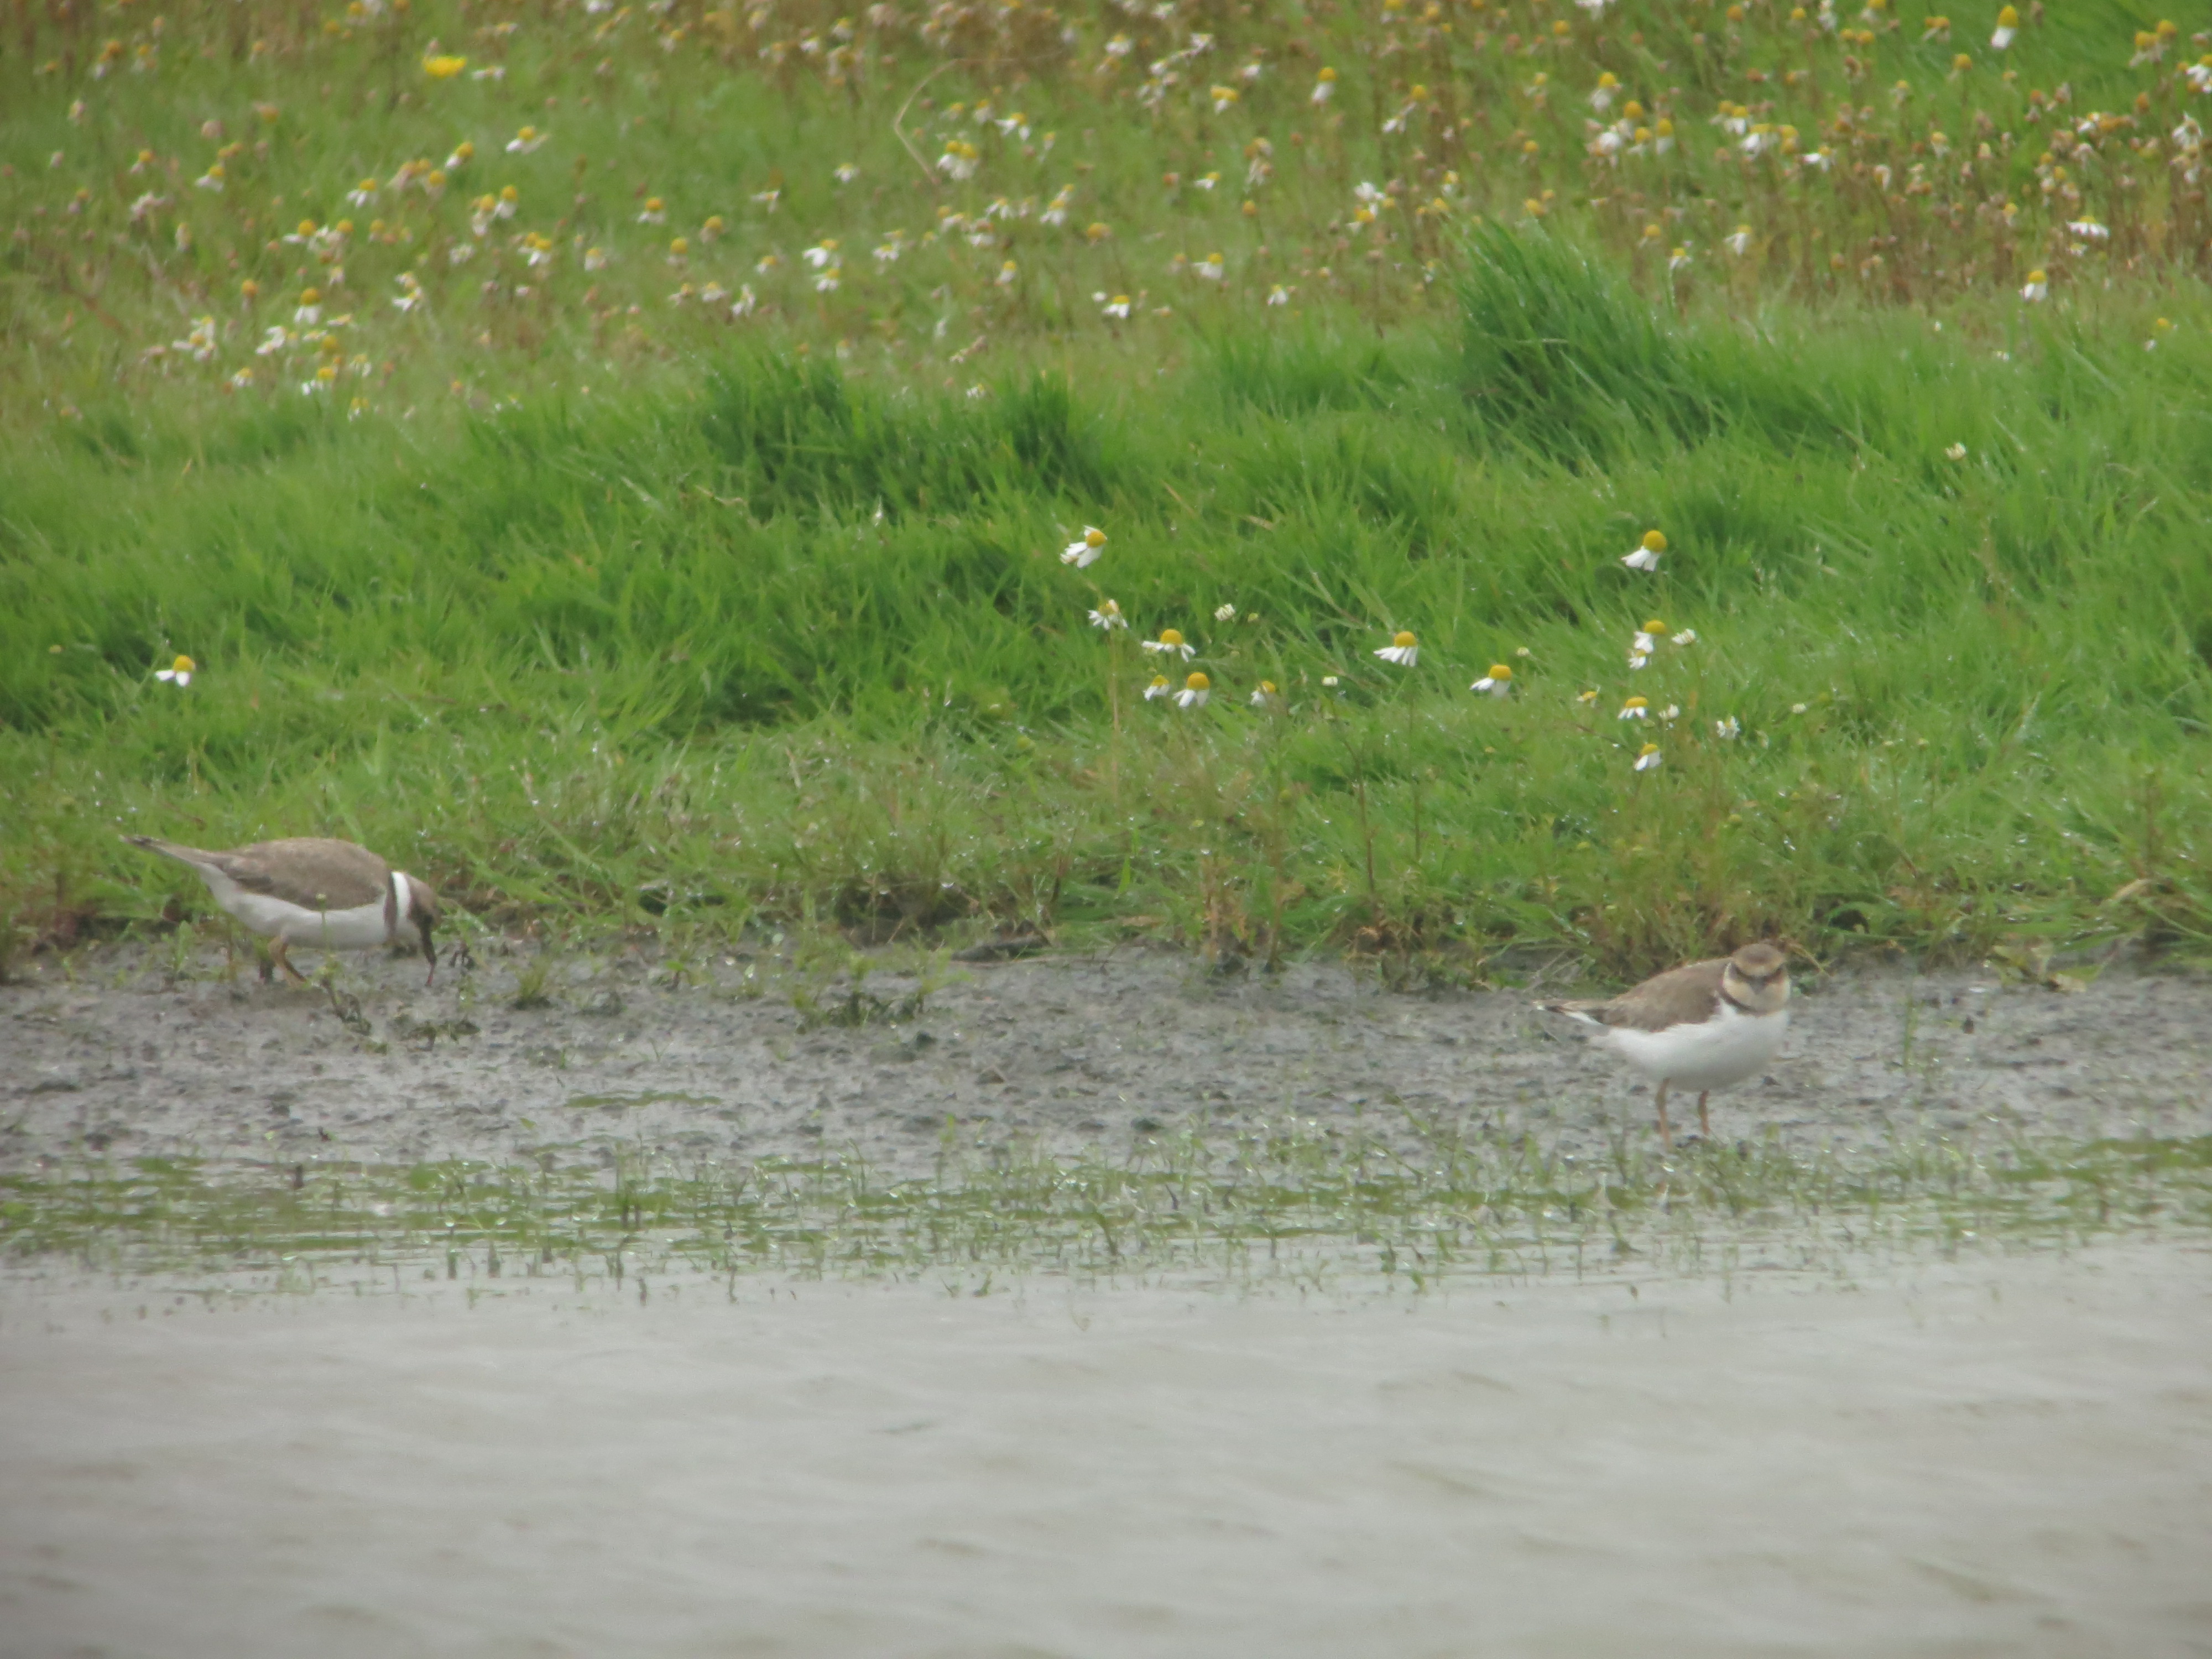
[127,835,390,912]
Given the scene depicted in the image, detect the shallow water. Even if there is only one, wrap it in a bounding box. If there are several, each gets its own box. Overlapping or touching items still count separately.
[4,1246,2209,1658]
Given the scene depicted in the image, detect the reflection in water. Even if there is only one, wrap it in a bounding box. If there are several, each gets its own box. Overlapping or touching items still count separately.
[3,1244,2208,1658]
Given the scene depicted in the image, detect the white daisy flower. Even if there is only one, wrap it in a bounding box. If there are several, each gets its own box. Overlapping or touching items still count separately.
[1619,696,1650,720]
[1374,630,1418,666]
[1714,716,1741,740]
[154,654,196,686]
[1088,599,1128,630]
[2022,269,2048,302]
[1249,680,1281,707]
[1991,6,2017,49]
[1213,604,1237,622]
[1061,526,1108,567]
[1634,743,1663,771]
[1144,674,1172,701]
[1621,529,1666,571]
[1175,672,1212,709]
[1471,664,1514,697]
[1142,628,1196,661]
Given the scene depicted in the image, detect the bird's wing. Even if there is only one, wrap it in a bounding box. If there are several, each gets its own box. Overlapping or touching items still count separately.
[1592,958,1728,1032]
[214,839,390,911]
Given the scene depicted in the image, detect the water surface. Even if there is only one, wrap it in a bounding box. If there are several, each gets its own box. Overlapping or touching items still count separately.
[4,1245,2207,1658]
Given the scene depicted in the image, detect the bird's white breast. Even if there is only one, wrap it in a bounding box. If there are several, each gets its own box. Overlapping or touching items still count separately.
[193,868,397,950]
[1603,1003,1788,1093]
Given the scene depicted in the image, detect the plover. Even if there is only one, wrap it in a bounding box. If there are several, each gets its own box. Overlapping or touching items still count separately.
[123,834,441,985]
[1539,942,1791,1147]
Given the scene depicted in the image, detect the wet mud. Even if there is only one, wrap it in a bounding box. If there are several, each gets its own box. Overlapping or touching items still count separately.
[6,943,2208,1176]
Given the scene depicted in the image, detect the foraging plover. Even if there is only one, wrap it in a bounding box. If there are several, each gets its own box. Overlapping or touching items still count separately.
[123,835,441,985]
[1538,942,1791,1147]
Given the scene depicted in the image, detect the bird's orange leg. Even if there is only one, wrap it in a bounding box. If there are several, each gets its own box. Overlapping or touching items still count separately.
[269,936,309,985]
[1698,1092,1712,1140]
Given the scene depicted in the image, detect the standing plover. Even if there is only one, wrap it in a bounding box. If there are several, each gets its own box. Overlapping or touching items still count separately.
[123,834,441,985]
[1539,942,1791,1147]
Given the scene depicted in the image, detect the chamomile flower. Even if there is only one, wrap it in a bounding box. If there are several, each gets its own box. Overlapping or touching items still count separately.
[1143,628,1196,661]
[1725,224,1753,256]
[834,162,860,184]
[1101,294,1133,320]
[505,125,547,154]
[1990,4,2017,49]
[1634,742,1663,772]
[1088,599,1128,630]
[1144,674,1172,701]
[2022,269,2048,302]
[1619,696,1650,720]
[1250,680,1281,707]
[1213,603,1237,623]
[1062,526,1108,567]
[1945,441,1968,461]
[1621,529,1666,572]
[1176,672,1212,708]
[1196,252,1225,280]
[1472,664,1514,696]
[1374,631,1419,666]
[1714,716,1742,739]
[1670,629,1698,646]
[638,197,668,226]
[154,654,195,686]
[1311,66,1337,105]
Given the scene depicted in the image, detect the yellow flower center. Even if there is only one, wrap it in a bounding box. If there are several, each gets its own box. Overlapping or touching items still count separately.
[1085,528,1108,547]
[1392,631,1416,649]
[173,655,195,672]
[1259,680,1278,695]
[1624,696,1648,709]
[1644,619,1666,633]
[1487,664,1512,680]
[299,287,320,304]
[1641,530,1667,552]
[1158,629,1185,648]
[1639,742,1661,756]
[1149,675,1168,689]
[1186,673,1209,691]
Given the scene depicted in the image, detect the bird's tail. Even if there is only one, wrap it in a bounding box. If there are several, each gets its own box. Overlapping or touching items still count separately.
[121,834,207,867]
[1535,1000,1604,1027]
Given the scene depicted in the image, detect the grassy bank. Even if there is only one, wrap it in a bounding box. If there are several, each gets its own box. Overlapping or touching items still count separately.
[3,0,2210,977]
[4,225,2211,973]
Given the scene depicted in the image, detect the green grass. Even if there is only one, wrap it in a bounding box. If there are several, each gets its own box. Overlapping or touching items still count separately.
[2,0,2209,976]
[7,1121,2210,1289]
[5,222,2209,972]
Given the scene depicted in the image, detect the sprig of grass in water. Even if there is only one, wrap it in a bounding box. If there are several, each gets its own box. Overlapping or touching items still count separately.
[6,1125,2208,1289]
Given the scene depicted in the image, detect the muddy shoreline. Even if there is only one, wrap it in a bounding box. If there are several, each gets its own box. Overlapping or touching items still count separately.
[4,942,2209,1179]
